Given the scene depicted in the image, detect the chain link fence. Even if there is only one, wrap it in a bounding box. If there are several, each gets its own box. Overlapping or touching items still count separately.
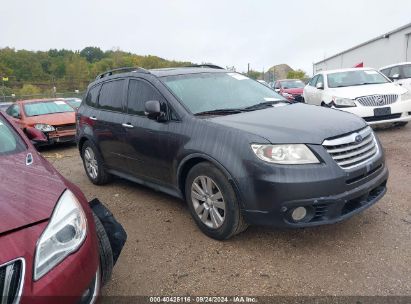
[0,91,85,104]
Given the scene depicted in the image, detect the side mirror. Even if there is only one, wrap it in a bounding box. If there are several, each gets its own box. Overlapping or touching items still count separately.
[390,73,400,81]
[25,127,47,143]
[316,82,324,90]
[11,113,21,119]
[145,100,166,121]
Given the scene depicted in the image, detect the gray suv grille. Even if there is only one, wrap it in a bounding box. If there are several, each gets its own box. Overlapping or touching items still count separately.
[0,259,24,304]
[323,127,378,169]
[356,94,398,106]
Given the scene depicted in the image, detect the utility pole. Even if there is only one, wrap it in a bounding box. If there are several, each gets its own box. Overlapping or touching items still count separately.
[51,75,57,98]
[247,63,250,76]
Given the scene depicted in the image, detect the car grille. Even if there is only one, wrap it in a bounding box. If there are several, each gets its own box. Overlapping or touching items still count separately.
[363,113,402,122]
[0,259,24,304]
[356,94,398,106]
[54,124,76,132]
[322,127,379,169]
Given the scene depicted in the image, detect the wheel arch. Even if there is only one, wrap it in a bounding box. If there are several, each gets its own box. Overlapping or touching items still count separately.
[177,153,244,208]
[78,135,99,156]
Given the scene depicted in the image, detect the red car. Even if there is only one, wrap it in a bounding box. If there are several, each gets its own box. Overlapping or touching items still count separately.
[273,79,305,102]
[0,112,117,304]
[5,99,77,145]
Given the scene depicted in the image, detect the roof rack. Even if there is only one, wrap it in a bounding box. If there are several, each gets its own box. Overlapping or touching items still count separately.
[95,67,150,80]
[186,64,224,70]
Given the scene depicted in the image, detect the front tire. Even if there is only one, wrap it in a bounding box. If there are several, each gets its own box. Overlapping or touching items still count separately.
[92,213,114,286]
[185,162,248,240]
[81,140,112,185]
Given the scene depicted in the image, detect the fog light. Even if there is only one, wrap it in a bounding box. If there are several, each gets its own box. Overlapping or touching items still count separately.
[291,207,307,221]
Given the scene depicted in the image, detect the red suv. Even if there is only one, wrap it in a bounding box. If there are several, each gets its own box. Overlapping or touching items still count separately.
[0,112,116,303]
[274,79,305,102]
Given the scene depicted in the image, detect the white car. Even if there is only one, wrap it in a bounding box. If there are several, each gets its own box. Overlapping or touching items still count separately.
[380,62,411,92]
[303,67,411,126]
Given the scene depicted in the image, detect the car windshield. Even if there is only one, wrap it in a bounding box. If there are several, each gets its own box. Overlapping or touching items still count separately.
[162,72,287,114]
[281,80,305,89]
[327,70,389,88]
[0,115,26,155]
[24,100,74,117]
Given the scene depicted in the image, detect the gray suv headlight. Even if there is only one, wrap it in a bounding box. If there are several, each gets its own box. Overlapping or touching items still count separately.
[34,190,87,280]
[251,144,320,164]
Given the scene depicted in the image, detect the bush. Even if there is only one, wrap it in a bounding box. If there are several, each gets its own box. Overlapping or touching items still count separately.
[18,84,41,96]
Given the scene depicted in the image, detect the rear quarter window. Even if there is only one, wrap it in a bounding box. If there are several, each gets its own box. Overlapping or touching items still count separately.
[85,84,101,107]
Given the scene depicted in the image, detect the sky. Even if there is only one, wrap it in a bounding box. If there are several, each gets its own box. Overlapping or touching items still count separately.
[1,0,411,75]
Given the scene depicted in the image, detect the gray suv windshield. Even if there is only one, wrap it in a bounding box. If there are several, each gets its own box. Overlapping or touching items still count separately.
[163,72,286,114]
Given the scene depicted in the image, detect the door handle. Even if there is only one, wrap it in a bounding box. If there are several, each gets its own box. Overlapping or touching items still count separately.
[122,123,134,128]
[89,116,97,121]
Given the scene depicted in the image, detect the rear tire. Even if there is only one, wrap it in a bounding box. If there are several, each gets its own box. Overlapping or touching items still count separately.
[185,162,248,240]
[81,140,112,185]
[93,212,114,286]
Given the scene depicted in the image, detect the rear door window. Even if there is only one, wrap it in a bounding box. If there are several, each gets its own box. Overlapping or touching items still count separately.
[0,115,26,154]
[98,80,126,112]
[127,79,165,116]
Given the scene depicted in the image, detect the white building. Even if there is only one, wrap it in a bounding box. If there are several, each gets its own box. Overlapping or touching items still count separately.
[314,22,411,73]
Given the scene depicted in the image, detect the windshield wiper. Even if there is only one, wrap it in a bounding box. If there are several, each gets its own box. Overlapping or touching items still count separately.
[243,100,289,111]
[195,108,245,116]
[195,100,290,116]
[341,82,387,87]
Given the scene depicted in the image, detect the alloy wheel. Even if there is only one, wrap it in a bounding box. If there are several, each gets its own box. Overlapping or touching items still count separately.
[191,176,226,229]
[84,147,98,179]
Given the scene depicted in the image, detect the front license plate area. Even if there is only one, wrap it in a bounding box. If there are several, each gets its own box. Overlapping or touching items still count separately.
[374,107,391,116]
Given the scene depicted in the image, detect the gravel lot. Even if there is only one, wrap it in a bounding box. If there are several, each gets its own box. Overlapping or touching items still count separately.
[41,125,411,296]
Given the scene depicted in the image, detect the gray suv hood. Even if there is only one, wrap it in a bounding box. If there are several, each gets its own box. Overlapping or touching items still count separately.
[209,103,366,144]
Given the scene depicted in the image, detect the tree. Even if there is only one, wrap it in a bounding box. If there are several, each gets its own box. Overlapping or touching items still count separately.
[0,47,195,93]
[65,55,89,90]
[80,47,105,63]
[287,69,308,80]
[247,69,262,80]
